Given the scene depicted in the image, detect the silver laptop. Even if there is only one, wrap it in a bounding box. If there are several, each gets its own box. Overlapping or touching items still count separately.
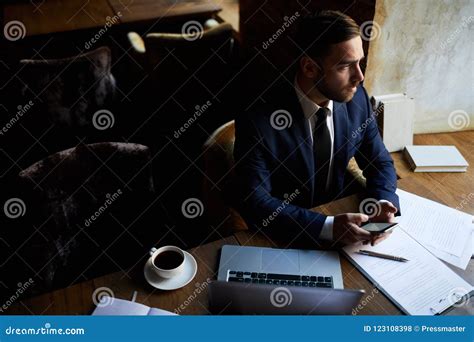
[217,245,344,289]
[208,281,364,315]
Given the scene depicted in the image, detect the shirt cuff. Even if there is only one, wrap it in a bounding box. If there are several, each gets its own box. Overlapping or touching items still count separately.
[319,216,334,241]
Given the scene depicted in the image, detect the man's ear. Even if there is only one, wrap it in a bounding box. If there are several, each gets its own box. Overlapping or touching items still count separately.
[299,56,323,79]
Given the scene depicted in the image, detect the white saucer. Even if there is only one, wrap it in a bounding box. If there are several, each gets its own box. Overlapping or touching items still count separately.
[144,251,197,290]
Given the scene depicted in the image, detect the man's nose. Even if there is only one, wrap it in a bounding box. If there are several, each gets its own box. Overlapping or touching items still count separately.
[353,64,364,83]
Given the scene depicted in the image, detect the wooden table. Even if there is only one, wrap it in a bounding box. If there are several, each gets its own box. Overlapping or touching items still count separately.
[8,175,473,315]
[7,236,238,315]
[391,131,474,215]
[2,0,222,37]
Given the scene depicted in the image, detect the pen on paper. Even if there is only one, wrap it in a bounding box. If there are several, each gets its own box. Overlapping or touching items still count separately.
[357,250,409,262]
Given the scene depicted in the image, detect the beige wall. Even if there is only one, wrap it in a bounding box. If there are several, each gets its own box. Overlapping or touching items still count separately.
[365,0,473,133]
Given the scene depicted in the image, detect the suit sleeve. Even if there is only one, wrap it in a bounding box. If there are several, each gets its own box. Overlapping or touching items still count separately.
[233,113,327,239]
[354,87,401,215]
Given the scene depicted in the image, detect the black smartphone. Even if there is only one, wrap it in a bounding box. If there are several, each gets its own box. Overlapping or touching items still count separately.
[360,221,398,234]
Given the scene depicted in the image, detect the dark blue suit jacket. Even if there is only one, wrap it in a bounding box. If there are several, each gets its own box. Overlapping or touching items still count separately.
[233,82,400,239]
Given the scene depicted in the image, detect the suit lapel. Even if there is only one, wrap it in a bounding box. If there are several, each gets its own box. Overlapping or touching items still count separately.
[289,109,315,205]
[282,87,315,206]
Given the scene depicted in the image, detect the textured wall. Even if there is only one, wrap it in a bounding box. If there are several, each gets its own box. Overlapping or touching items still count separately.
[364,0,473,133]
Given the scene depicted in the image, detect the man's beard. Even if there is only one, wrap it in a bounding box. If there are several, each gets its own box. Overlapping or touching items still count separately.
[314,79,357,103]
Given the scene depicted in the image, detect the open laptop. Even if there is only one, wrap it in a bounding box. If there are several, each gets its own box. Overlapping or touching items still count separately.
[217,245,344,289]
[208,281,364,315]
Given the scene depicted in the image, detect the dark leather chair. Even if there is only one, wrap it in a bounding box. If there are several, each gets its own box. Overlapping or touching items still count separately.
[129,22,237,153]
[2,142,164,295]
[1,47,118,173]
[202,120,248,237]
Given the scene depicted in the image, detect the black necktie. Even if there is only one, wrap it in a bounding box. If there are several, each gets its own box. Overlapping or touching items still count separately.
[313,107,331,198]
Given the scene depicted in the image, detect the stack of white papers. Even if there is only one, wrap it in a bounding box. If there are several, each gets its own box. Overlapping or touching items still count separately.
[343,189,474,315]
[396,189,473,269]
[343,229,473,315]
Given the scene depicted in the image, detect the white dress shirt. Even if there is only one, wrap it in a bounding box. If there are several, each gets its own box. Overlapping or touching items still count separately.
[294,78,335,240]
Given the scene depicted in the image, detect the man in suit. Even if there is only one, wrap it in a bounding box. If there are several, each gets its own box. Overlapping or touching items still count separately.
[234,10,400,245]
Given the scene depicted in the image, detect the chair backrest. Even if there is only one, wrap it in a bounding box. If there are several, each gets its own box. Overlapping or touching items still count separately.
[144,23,234,84]
[202,121,247,236]
[5,142,157,295]
[143,23,235,143]
[3,47,117,171]
[19,46,116,129]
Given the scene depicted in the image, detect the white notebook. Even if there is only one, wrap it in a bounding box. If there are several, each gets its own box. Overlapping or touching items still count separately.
[342,229,473,315]
[92,297,177,316]
[404,145,468,172]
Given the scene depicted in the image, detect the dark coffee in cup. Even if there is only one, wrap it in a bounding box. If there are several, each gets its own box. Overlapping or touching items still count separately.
[153,250,184,270]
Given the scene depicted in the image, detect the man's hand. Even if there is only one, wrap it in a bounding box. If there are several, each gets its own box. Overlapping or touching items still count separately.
[370,200,398,223]
[333,212,394,246]
[363,200,398,245]
[333,213,372,245]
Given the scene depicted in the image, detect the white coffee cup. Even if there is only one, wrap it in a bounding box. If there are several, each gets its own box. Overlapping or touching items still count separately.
[149,246,186,279]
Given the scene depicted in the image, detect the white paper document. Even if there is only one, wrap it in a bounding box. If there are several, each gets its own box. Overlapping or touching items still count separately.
[396,189,473,269]
[92,297,177,316]
[470,225,474,258]
[343,229,473,315]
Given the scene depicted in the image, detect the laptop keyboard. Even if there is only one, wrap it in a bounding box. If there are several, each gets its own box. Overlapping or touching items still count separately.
[227,270,333,288]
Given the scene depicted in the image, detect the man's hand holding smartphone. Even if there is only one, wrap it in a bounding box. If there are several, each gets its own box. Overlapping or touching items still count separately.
[365,200,398,245]
[333,200,398,246]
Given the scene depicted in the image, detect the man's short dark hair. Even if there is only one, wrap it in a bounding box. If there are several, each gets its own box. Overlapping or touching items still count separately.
[295,10,360,59]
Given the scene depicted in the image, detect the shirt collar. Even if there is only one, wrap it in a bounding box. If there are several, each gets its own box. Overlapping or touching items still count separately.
[294,76,333,121]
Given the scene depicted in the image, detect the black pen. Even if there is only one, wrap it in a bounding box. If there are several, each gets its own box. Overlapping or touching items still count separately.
[357,250,409,262]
